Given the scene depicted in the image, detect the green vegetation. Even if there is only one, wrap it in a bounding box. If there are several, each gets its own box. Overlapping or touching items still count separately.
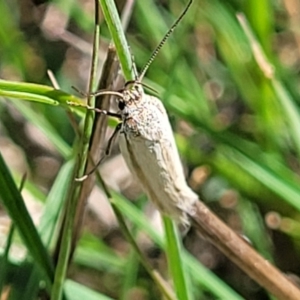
[1,0,300,299]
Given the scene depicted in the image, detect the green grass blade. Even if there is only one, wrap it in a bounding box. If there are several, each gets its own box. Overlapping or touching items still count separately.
[0,224,15,295]
[98,0,134,80]
[64,280,114,300]
[223,146,300,211]
[238,198,274,262]
[38,159,75,247]
[0,152,53,285]
[120,249,139,296]
[238,14,300,155]
[74,233,126,272]
[163,217,190,300]
[0,79,82,107]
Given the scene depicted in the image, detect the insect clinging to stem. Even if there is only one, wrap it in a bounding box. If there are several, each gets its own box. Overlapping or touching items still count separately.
[72,0,197,225]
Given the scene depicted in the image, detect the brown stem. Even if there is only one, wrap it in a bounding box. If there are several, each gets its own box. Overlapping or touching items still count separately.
[191,200,300,300]
[70,45,120,258]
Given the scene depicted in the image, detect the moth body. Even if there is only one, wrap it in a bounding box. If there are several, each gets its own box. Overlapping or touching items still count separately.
[118,84,197,225]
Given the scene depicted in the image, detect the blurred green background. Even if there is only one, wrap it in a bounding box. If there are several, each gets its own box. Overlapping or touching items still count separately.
[1,0,300,299]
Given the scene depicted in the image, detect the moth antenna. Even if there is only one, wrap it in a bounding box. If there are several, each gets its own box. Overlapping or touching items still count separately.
[137,0,193,82]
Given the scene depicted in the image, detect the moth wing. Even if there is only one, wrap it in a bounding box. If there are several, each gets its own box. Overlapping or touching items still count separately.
[119,95,197,222]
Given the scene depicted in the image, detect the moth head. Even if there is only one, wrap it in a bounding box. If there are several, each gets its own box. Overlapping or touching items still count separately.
[121,80,144,104]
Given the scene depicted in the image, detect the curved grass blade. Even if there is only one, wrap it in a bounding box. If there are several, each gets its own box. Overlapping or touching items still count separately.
[0,152,54,285]
[0,79,82,108]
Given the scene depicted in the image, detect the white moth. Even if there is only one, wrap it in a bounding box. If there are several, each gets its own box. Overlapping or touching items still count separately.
[109,0,197,225]
[75,0,196,225]
[117,83,198,225]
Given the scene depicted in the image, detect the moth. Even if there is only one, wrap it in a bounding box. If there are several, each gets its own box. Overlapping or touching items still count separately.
[117,81,198,225]
[75,0,197,225]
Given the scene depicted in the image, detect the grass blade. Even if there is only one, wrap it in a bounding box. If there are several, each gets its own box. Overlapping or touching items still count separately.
[0,152,53,285]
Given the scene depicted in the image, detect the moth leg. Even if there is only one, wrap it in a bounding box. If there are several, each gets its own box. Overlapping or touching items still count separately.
[75,123,122,182]
[105,122,122,156]
[67,101,122,119]
[93,107,122,119]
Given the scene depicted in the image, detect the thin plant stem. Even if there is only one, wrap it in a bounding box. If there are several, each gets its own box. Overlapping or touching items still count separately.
[163,216,190,300]
[50,1,101,299]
